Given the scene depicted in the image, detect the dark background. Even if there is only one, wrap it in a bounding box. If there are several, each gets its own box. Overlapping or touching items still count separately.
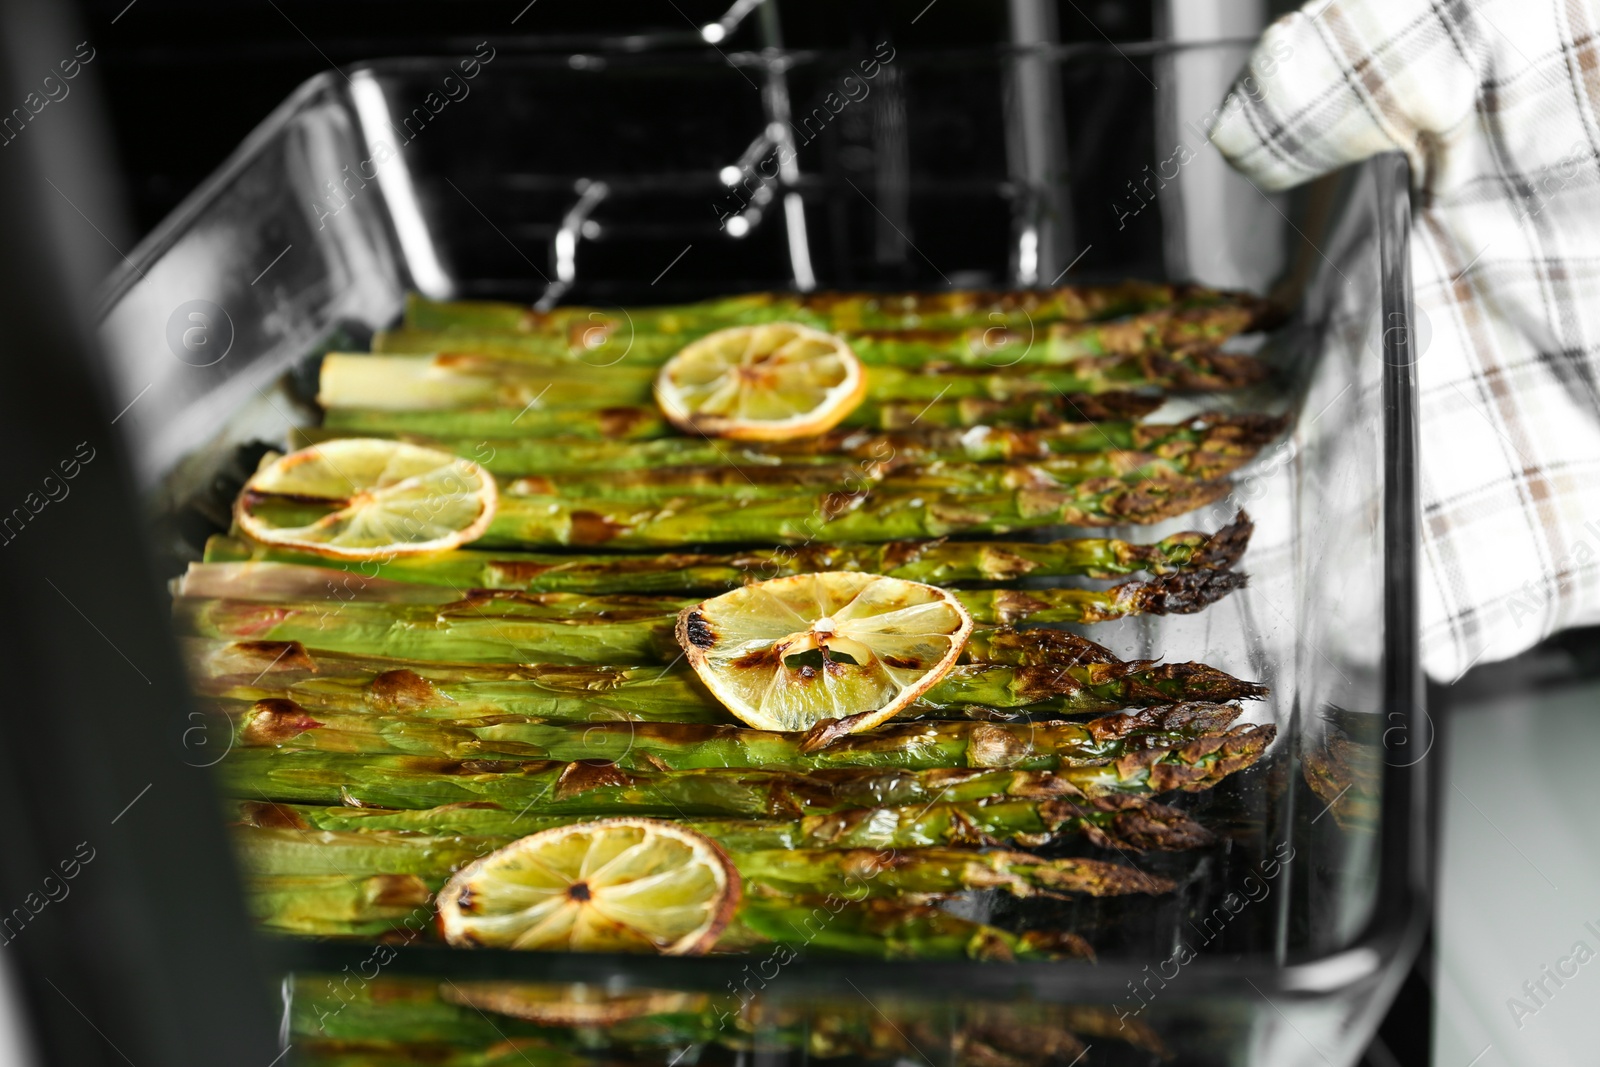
[76,0,1156,239]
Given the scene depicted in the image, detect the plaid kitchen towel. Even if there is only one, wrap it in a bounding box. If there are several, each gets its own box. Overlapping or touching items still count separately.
[1212,0,1600,681]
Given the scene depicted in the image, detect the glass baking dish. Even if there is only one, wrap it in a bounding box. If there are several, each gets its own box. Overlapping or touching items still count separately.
[95,40,1427,1067]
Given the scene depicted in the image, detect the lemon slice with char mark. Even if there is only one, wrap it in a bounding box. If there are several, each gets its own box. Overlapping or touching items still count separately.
[233,438,496,561]
[436,818,740,955]
[676,571,973,747]
[654,322,866,440]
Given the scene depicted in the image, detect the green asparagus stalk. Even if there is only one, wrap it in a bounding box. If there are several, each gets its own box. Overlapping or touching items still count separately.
[850,304,1264,367]
[201,510,1253,594]
[318,352,661,410]
[318,390,1162,440]
[173,590,678,666]
[184,621,1259,684]
[302,413,1282,477]
[874,353,1268,402]
[237,827,481,879]
[197,641,1263,717]
[183,638,732,721]
[376,304,1264,373]
[857,390,1162,429]
[246,872,434,934]
[175,594,1267,709]
[235,698,1244,770]
[216,722,1276,812]
[318,348,1268,423]
[380,299,1267,369]
[401,282,1261,335]
[242,443,1229,546]
[183,626,1266,723]
[492,444,1260,503]
[474,478,1231,548]
[735,846,1175,899]
[239,790,1215,852]
[237,826,1172,901]
[961,571,1249,624]
[316,351,1198,412]
[246,445,1252,514]
[176,559,1246,632]
[516,462,858,506]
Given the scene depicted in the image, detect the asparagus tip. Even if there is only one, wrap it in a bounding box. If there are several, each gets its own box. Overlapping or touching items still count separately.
[969,627,1121,668]
[1139,663,1269,703]
[1118,567,1248,616]
[1057,391,1164,423]
[1157,722,1278,793]
[1194,509,1254,570]
[1115,808,1215,851]
[1083,702,1243,743]
[1166,347,1274,390]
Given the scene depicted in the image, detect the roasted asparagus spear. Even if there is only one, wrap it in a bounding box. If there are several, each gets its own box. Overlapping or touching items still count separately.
[234,698,1245,770]
[238,790,1214,852]
[400,282,1263,336]
[318,348,1268,423]
[201,510,1253,595]
[217,723,1277,812]
[299,415,1282,477]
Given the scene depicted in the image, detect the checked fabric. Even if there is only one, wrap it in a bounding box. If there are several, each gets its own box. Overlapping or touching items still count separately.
[1212,0,1600,680]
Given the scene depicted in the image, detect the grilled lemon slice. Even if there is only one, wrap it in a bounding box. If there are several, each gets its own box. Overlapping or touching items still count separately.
[436,818,740,955]
[234,438,496,561]
[654,323,866,440]
[677,571,973,743]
